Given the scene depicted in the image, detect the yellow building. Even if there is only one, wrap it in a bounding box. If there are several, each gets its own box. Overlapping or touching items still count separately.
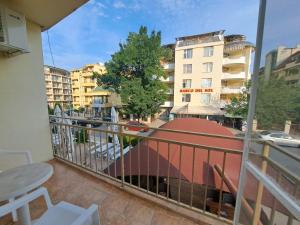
[44,65,72,108]
[71,63,106,109]
[162,31,254,118]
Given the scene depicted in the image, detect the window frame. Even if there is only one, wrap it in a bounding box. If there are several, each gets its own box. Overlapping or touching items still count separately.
[183,64,193,74]
[182,93,191,102]
[203,62,213,73]
[182,79,192,88]
[183,48,193,59]
[203,46,214,57]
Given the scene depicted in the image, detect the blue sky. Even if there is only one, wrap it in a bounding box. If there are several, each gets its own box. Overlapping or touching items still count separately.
[42,0,259,70]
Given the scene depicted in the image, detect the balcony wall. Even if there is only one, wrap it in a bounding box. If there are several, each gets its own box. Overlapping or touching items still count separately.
[0,20,52,169]
[221,72,246,80]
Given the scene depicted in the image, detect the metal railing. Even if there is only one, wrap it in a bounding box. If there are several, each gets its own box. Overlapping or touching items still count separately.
[49,116,300,225]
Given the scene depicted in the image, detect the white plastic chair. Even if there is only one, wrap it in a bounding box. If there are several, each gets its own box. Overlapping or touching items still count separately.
[0,149,33,222]
[0,187,100,225]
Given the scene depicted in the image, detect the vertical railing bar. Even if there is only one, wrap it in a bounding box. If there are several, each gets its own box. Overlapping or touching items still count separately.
[190,146,196,207]
[178,145,182,203]
[93,129,98,173]
[203,150,211,212]
[156,141,159,195]
[49,124,54,156]
[217,152,227,217]
[68,125,73,163]
[73,126,78,164]
[78,127,82,166]
[167,142,170,199]
[147,139,150,192]
[88,127,92,169]
[59,123,64,158]
[138,138,141,188]
[119,125,125,187]
[113,131,116,178]
[83,126,87,167]
[100,129,103,171]
[129,136,132,185]
[106,131,110,176]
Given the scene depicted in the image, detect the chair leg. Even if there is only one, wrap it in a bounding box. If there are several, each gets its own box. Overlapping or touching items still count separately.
[9,198,18,222]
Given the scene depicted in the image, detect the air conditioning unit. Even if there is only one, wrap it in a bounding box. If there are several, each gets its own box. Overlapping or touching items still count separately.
[0,6,29,56]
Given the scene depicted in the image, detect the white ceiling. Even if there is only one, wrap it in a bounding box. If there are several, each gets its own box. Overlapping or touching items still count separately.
[3,0,89,30]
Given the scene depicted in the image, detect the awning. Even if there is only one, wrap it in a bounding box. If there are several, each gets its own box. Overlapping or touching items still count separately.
[171,105,224,116]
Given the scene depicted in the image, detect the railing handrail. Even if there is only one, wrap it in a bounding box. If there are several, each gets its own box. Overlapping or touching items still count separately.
[50,121,243,154]
[49,115,245,141]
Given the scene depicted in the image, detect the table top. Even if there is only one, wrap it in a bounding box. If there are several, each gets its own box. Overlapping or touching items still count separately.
[0,163,53,202]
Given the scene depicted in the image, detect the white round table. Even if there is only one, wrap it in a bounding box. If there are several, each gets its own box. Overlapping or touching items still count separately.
[0,163,53,225]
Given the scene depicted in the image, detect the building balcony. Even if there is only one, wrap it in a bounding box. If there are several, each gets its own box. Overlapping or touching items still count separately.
[1,159,201,225]
[223,56,246,66]
[221,86,245,94]
[167,88,174,95]
[163,63,175,71]
[221,72,246,80]
[160,75,174,83]
[161,101,174,107]
[82,82,96,87]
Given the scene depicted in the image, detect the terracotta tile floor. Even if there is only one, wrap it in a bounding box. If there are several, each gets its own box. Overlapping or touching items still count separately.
[0,159,206,225]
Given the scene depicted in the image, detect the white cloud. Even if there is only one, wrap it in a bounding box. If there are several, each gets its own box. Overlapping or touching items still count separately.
[113,1,126,9]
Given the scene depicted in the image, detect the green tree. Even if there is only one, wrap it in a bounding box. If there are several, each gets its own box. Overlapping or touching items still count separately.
[94,26,172,121]
[225,78,300,129]
[255,76,300,129]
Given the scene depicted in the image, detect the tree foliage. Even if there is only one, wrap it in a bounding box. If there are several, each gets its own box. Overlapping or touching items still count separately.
[94,26,172,120]
[255,76,300,129]
[225,77,300,129]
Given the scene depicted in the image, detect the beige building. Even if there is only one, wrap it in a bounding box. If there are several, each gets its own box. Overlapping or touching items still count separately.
[161,31,254,118]
[0,0,88,169]
[71,63,106,109]
[44,65,72,108]
[265,45,300,82]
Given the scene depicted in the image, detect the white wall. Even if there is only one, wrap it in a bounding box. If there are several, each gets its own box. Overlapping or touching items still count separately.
[0,20,53,169]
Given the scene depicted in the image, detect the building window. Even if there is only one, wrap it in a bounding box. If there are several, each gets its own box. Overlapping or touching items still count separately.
[182,79,192,88]
[201,93,211,105]
[201,78,212,88]
[203,62,213,72]
[183,49,193,59]
[183,64,192,73]
[204,46,214,57]
[182,94,191,102]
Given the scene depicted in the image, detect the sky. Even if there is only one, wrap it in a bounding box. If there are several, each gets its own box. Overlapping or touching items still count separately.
[42,0,260,70]
[262,0,300,62]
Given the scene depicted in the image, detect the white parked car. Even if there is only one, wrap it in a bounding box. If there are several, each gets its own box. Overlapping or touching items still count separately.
[258,131,300,148]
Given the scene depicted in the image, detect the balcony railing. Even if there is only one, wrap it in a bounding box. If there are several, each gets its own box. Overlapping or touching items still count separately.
[49,117,300,225]
[222,72,246,80]
[223,56,246,66]
[160,75,174,83]
[221,87,245,94]
[163,63,175,71]
[161,101,174,107]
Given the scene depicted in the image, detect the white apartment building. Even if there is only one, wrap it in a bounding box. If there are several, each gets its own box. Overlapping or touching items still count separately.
[161,31,254,118]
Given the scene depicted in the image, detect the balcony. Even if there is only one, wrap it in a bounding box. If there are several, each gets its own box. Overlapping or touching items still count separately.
[223,56,246,66]
[221,86,245,94]
[160,75,174,83]
[1,159,202,225]
[163,63,175,71]
[82,82,96,87]
[167,88,174,95]
[222,72,246,80]
[161,101,174,107]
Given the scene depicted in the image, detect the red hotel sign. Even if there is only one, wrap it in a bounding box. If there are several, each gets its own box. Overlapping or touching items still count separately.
[180,88,213,93]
